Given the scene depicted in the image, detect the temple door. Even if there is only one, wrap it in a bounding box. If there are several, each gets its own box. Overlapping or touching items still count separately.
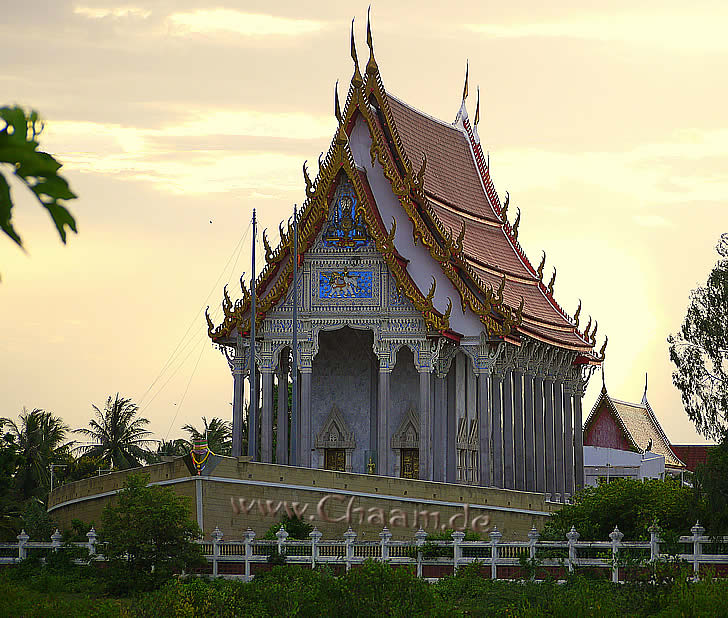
[324,448,346,471]
[401,449,419,479]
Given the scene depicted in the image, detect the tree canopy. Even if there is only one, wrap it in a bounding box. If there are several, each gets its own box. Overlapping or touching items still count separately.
[0,106,77,267]
[182,416,231,456]
[668,234,728,440]
[74,394,155,469]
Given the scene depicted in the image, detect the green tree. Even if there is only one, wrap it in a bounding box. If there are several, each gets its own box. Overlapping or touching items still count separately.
[668,234,728,440]
[182,416,231,455]
[542,477,695,541]
[74,394,155,469]
[0,430,21,539]
[694,439,728,533]
[1,107,77,263]
[101,473,203,590]
[156,438,190,458]
[1,408,70,499]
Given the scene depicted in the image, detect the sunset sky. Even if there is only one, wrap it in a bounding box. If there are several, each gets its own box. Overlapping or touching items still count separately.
[2,1,725,447]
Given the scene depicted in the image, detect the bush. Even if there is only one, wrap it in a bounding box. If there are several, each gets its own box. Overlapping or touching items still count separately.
[100,473,204,593]
[262,513,313,540]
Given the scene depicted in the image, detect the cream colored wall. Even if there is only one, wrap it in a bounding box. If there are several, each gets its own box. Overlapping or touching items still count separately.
[49,457,555,541]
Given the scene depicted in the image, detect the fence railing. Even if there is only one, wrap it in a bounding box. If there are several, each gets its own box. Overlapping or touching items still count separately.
[3,522,726,583]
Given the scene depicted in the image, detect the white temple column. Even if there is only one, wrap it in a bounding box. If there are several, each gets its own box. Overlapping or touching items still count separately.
[261,369,274,463]
[563,384,575,497]
[276,361,288,465]
[513,369,525,491]
[419,368,432,481]
[523,371,536,491]
[446,366,457,484]
[377,366,391,476]
[544,377,556,499]
[574,392,585,490]
[300,369,312,468]
[554,380,565,500]
[433,375,447,482]
[490,372,503,488]
[502,369,514,489]
[533,375,546,493]
[477,370,492,486]
[231,353,245,457]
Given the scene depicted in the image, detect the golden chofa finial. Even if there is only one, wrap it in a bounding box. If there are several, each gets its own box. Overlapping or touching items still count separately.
[598,335,608,361]
[513,207,521,240]
[573,299,581,328]
[350,18,362,87]
[334,80,342,124]
[366,6,378,75]
[547,268,556,296]
[205,306,215,336]
[584,316,592,340]
[536,251,545,280]
[462,60,469,101]
[474,86,480,126]
[591,320,598,344]
[303,160,315,199]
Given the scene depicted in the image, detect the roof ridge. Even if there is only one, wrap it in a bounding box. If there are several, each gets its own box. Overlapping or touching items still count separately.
[386,91,463,132]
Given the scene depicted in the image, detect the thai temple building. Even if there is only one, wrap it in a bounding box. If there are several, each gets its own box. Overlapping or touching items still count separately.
[206,19,606,502]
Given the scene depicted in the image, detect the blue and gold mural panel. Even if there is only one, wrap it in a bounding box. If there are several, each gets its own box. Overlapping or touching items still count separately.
[319,270,374,299]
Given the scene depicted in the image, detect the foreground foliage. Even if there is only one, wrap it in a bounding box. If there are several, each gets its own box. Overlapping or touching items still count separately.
[3,557,728,617]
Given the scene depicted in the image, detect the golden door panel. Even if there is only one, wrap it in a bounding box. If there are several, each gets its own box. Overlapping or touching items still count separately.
[324,448,346,471]
[401,448,419,479]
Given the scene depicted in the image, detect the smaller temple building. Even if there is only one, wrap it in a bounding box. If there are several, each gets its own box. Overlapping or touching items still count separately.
[583,379,686,483]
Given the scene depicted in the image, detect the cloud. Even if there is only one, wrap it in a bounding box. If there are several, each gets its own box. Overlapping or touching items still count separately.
[633,214,672,228]
[168,10,324,38]
[466,11,728,53]
[73,4,151,19]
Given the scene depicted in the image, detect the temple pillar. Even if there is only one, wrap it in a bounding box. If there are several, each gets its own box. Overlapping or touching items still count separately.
[533,375,545,493]
[523,371,536,491]
[300,369,312,468]
[513,369,525,491]
[261,369,274,463]
[231,353,245,457]
[490,372,503,488]
[433,375,447,482]
[502,369,514,489]
[544,377,556,499]
[377,367,391,476]
[247,362,258,460]
[563,384,575,497]
[418,369,432,481]
[477,370,491,487]
[276,361,288,465]
[553,380,565,500]
[446,366,457,484]
[574,393,584,490]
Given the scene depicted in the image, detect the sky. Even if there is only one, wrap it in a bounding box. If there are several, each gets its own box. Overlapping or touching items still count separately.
[1,1,726,448]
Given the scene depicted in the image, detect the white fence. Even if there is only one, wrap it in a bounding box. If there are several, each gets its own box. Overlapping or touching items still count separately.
[2,523,727,583]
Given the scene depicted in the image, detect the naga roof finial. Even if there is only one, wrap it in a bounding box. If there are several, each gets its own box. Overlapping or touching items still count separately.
[547,268,556,295]
[591,320,598,344]
[303,160,315,199]
[598,336,609,361]
[350,18,362,87]
[573,299,581,328]
[462,60,469,101]
[513,207,521,240]
[501,190,509,222]
[474,86,480,126]
[584,316,592,340]
[366,6,378,75]
[536,251,546,280]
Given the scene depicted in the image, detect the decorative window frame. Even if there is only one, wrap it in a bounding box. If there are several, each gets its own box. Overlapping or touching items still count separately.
[314,406,356,472]
[391,409,420,478]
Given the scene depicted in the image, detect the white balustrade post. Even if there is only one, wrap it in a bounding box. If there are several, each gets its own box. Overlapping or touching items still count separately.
[86,527,97,558]
[527,526,540,580]
[309,527,322,569]
[276,525,289,558]
[490,527,502,580]
[691,522,705,580]
[566,526,580,573]
[379,527,392,563]
[609,526,624,583]
[211,526,224,577]
[648,523,661,562]
[415,528,427,578]
[17,530,29,562]
[344,527,357,572]
[50,528,62,551]
[244,528,256,581]
[452,530,465,574]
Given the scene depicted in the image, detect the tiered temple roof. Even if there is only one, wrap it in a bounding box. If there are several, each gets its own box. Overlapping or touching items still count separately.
[206,17,605,362]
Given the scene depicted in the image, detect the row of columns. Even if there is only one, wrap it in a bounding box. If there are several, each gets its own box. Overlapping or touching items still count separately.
[234,349,585,498]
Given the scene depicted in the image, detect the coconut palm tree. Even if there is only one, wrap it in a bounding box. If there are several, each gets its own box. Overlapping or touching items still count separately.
[74,394,155,469]
[182,417,232,455]
[1,408,70,499]
[156,438,190,458]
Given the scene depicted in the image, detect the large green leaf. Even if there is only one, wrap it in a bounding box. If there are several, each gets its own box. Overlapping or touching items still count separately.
[0,106,77,248]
